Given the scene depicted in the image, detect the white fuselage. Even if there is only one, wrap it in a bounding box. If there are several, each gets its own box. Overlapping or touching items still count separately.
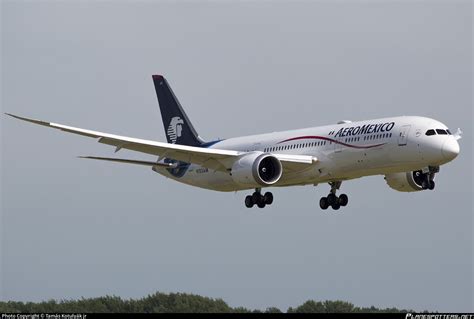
[153,116,460,192]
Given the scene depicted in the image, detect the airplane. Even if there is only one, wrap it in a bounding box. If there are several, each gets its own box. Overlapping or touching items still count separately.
[6,75,462,210]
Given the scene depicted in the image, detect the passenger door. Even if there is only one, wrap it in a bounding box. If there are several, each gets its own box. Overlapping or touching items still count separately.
[398,125,411,146]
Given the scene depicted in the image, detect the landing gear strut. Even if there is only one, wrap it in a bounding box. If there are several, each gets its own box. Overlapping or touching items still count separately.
[319,181,349,210]
[245,188,273,208]
[420,166,438,190]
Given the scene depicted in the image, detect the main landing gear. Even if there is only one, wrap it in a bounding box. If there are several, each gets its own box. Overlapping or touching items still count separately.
[319,181,349,210]
[245,188,273,208]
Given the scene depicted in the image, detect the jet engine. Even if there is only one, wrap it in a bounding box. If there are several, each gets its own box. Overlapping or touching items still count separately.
[231,152,283,187]
[384,170,429,192]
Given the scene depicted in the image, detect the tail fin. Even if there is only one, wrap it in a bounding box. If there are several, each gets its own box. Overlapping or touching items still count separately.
[153,75,204,146]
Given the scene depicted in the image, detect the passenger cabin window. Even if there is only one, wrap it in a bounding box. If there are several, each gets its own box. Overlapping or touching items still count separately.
[425,129,436,136]
[436,129,448,135]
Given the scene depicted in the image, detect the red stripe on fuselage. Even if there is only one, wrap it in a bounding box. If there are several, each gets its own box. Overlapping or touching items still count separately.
[277,135,386,149]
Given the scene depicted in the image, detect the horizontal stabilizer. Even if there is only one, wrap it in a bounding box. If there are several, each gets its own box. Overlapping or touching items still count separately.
[79,156,177,168]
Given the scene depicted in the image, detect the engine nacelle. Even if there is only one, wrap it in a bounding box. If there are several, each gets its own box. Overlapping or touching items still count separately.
[384,170,427,192]
[231,152,283,187]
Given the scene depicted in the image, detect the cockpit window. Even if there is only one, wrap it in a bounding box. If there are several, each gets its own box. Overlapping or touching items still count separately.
[425,129,436,136]
[436,129,448,135]
[446,129,452,135]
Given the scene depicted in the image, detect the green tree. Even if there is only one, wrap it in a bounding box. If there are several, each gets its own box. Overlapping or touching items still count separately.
[0,293,419,313]
[288,300,326,313]
[265,307,282,313]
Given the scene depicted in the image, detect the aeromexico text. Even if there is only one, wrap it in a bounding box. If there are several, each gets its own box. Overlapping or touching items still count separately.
[334,122,395,138]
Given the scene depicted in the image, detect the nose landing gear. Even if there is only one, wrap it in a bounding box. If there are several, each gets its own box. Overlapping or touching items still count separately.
[319,181,349,210]
[420,166,439,190]
[245,188,273,208]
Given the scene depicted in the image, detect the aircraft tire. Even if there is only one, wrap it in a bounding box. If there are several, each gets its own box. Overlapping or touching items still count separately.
[252,192,260,204]
[327,193,337,205]
[264,192,273,205]
[339,194,348,206]
[320,197,329,210]
[245,195,254,208]
[421,178,429,190]
[428,181,435,190]
[257,200,266,208]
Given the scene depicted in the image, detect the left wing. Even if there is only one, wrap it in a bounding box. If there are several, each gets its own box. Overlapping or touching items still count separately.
[78,156,176,167]
[6,113,317,172]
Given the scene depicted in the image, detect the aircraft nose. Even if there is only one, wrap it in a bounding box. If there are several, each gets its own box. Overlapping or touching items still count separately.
[442,139,460,161]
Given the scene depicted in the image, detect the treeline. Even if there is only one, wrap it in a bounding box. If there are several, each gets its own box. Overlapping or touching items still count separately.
[0,292,414,313]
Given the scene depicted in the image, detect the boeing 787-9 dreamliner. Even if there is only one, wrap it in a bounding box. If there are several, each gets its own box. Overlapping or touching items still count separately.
[6,75,462,210]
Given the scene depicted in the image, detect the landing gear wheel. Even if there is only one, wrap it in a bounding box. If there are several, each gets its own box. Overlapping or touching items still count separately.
[252,192,260,204]
[421,180,429,190]
[263,192,273,205]
[339,194,348,207]
[245,195,254,208]
[245,188,271,209]
[319,197,329,210]
[327,193,337,205]
[428,181,435,190]
[319,181,350,210]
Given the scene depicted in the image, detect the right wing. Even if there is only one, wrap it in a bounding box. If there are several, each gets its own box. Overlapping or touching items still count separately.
[6,113,240,171]
[6,113,317,173]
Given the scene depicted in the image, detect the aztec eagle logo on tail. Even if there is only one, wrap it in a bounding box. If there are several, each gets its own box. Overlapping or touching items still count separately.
[167,116,184,144]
